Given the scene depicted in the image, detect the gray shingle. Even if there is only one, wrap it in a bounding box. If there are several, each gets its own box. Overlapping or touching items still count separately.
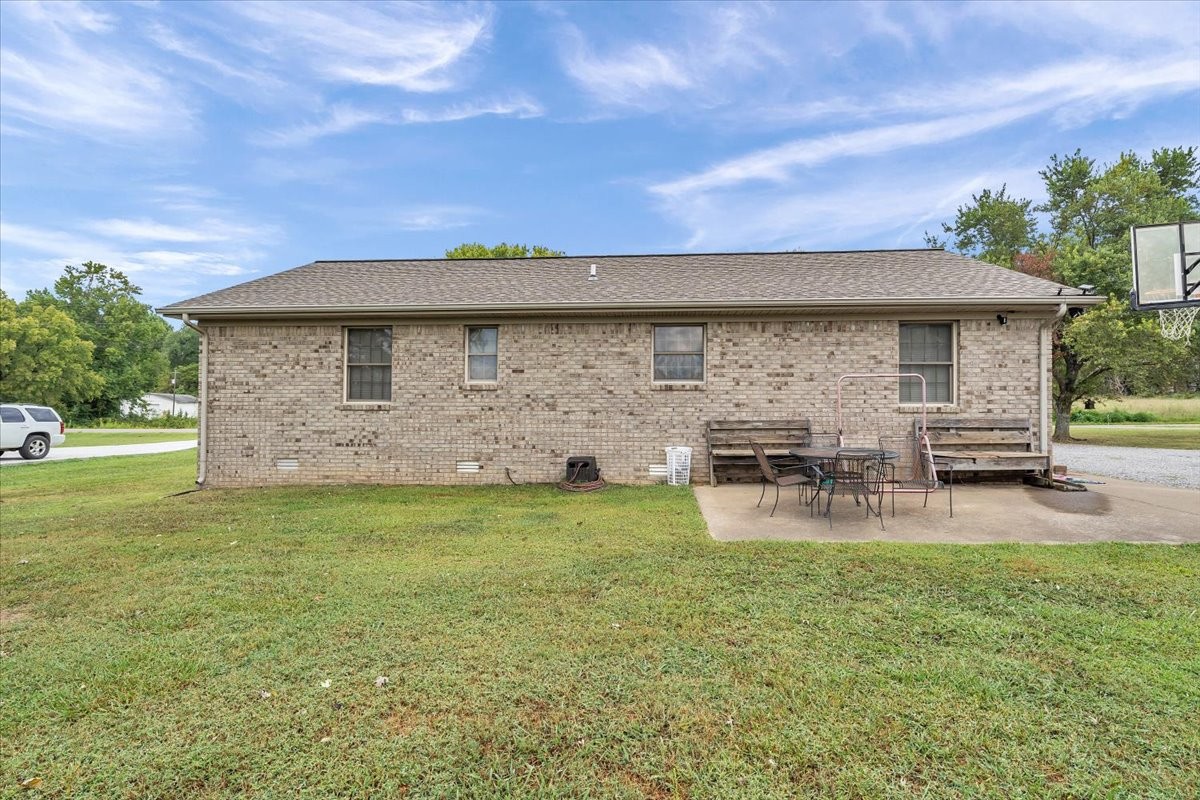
[158,249,1093,313]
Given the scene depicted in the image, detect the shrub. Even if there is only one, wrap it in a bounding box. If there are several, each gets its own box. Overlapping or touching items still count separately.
[1069,409,1158,424]
[74,413,198,429]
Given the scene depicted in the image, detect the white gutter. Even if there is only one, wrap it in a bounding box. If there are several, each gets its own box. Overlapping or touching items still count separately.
[180,313,207,487]
[1039,303,1068,469]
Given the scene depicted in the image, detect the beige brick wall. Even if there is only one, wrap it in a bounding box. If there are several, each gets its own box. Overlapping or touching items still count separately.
[200,316,1048,487]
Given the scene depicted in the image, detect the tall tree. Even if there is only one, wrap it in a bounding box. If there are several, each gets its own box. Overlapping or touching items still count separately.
[935,147,1198,441]
[161,327,200,394]
[445,242,565,259]
[26,262,171,420]
[931,185,1038,268]
[0,290,103,408]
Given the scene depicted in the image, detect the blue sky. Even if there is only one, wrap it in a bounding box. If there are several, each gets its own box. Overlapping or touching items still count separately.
[1,0,1198,308]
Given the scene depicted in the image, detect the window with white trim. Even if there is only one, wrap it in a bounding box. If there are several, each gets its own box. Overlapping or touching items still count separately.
[653,325,705,382]
[345,328,392,401]
[466,326,498,382]
[899,323,955,403]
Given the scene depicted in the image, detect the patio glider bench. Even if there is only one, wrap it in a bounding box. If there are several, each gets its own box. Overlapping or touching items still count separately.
[921,416,1051,479]
[707,419,812,485]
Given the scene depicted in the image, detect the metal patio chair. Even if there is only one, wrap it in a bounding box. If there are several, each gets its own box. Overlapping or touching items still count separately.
[820,448,888,530]
[878,433,953,518]
[751,441,818,517]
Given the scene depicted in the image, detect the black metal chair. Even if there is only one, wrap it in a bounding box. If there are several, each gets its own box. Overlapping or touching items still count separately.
[751,441,817,517]
[821,449,887,530]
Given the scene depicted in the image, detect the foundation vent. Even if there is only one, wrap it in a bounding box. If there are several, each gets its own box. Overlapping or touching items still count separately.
[648,463,669,479]
[456,461,481,474]
[276,458,299,471]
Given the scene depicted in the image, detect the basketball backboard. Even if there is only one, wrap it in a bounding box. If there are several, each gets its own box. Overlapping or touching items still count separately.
[1130,221,1199,310]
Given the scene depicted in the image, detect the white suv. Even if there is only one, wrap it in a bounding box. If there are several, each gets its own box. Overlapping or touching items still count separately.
[0,404,67,460]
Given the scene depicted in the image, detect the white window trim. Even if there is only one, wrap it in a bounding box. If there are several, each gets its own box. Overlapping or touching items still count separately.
[898,321,957,405]
[464,325,499,384]
[343,326,393,404]
[651,323,707,385]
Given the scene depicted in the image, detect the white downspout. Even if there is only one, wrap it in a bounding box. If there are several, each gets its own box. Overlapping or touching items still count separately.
[1040,303,1068,471]
[181,313,207,486]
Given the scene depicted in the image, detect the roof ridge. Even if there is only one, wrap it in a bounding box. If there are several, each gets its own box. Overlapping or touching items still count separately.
[310,248,946,264]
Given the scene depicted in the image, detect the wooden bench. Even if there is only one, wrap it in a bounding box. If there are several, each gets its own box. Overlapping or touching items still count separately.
[920,416,1050,478]
[706,419,812,485]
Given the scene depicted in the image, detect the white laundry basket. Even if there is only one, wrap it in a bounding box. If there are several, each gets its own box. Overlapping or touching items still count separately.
[665,446,693,486]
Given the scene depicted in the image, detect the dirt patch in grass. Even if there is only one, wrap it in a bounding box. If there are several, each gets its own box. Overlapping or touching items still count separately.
[0,606,34,627]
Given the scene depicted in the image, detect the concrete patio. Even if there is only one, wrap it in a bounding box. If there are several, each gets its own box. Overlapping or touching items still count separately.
[694,474,1200,544]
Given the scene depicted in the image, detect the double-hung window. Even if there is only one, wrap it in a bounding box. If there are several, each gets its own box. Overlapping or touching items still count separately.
[345,328,392,401]
[466,326,498,382]
[899,323,955,403]
[653,325,705,383]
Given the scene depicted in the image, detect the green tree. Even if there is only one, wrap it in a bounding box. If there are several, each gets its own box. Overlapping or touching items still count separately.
[931,184,1038,268]
[26,262,171,420]
[934,147,1198,441]
[161,327,200,393]
[0,290,103,408]
[445,242,565,259]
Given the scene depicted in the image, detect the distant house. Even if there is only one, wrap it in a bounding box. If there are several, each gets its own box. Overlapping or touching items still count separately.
[158,249,1103,487]
[122,392,199,419]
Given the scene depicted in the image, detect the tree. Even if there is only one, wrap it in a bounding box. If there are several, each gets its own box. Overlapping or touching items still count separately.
[161,327,200,393]
[930,185,1038,268]
[26,262,171,420]
[933,147,1199,441]
[445,242,565,259]
[0,290,103,408]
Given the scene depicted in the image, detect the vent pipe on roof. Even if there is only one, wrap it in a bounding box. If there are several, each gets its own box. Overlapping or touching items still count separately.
[588,264,598,281]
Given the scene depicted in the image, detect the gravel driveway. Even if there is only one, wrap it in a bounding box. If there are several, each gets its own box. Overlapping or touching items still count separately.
[1054,443,1199,490]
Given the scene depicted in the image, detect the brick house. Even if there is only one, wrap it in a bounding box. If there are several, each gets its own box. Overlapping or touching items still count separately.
[158,250,1102,488]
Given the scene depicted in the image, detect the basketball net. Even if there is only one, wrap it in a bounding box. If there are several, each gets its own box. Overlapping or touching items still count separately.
[1158,306,1199,341]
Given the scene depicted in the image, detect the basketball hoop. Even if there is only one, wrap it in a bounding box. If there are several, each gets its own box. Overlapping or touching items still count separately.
[1130,221,1200,342]
[1158,306,1199,341]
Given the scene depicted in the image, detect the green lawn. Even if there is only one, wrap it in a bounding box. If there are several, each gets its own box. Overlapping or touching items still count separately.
[1072,396,1200,424]
[1068,425,1200,449]
[62,431,198,447]
[3,452,1198,798]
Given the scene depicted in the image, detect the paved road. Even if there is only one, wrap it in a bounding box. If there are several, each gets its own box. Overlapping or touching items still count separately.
[0,440,197,466]
[1054,443,1199,490]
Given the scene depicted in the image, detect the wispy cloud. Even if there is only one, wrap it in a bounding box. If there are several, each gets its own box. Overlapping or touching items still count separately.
[392,205,484,231]
[562,34,692,107]
[258,96,543,147]
[651,55,1199,200]
[227,1,493,92]
[558,3,788,112]
[83,217,274,244]
[0,2,194,140]
[0,209,277,304]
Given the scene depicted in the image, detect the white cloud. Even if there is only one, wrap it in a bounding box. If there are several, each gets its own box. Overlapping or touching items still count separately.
[652,166,1047,253]
[0,1,193,139]
[259,96,543,147]
[227,1,493,92]
[562,35,692,107]
[83,217,275,244]
[558,4,788,111]
[392,205,483,231]
[650,55,1199,200]
[0,212,274,305]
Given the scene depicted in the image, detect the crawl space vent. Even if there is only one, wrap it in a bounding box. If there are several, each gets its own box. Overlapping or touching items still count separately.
[276,458,299,471]
[456,461,481,474]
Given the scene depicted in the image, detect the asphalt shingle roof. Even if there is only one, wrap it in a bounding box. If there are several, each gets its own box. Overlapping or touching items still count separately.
[159,250,1094,315]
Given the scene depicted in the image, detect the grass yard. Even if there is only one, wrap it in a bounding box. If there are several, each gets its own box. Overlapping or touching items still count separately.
[1068,424,1200,449]
[62,431,198,448]
[1072,396,1200,424]
[2,453,1198,798]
